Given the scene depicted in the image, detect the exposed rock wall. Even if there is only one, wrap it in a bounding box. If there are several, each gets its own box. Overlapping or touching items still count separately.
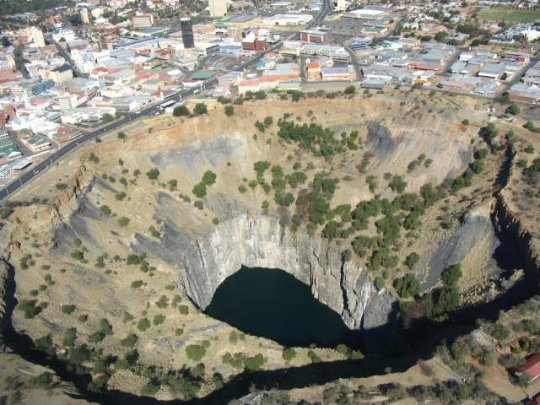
[493,195,540,279]
[133,214,395,332]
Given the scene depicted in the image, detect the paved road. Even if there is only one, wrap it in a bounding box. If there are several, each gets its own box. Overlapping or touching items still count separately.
[0,0,330,203]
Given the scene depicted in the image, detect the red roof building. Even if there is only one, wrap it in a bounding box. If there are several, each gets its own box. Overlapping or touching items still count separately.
[515,354,540,382]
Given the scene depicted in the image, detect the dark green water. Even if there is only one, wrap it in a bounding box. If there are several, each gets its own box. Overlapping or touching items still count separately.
[205,266,360,348]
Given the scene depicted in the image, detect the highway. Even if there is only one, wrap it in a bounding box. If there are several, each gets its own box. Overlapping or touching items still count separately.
[0,0,330,203]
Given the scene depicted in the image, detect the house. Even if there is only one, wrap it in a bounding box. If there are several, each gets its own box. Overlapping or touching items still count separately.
[478,63,505,80]
[509,83,540,104]
[514,354,540,382]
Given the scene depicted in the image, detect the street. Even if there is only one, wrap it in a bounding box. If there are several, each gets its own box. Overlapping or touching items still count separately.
[0,0,331,202]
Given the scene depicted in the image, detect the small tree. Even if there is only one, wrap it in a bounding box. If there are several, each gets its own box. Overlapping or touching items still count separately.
[505,103,520,116]
[101,113,114,124]
[173,105,190,117]
[344,85,356,95]
[224,105,234,116]
[282,347,296,361]
[117,131,126,141]
[194,103,208,115]
[405,252,420,269]
[146,168,160,180]
[186,344,206,361]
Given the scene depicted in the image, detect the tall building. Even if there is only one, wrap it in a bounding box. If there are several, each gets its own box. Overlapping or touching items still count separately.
[80,8,91,24]
[180,17,194,48]
[208,0,227,17]
[31,27,46,48]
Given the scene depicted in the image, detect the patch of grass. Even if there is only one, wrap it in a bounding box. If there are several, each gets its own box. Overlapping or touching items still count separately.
[478,8,540,23]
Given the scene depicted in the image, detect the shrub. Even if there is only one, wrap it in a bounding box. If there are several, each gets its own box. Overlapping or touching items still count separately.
[505,103,520,115]
[224,105,234,116]
[61,304,76,314]
[202,170,217,185]
[405,252,420,269]
[179,305,189,315]
[441,264,462,286]
[173,105,190,117]
[194,103,208,115]
[393,274,420,299]
[141,381,160,395]
[308,350,321,363]
[146,168,160,180]
[389,175,407,193]
[153,314,166,325]
[244,354,265,370]
[28,372,53,388]
[137,318,151,331]
[71,250,84,261]
[89,331,106,343]
[192,183,207,198]
[63,327,77,346]
[282,347,296,361]
[186,344,206,361]
[118,217,130,227]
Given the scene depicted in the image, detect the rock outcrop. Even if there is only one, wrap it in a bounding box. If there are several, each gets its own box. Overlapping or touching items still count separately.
[133,214,395,332]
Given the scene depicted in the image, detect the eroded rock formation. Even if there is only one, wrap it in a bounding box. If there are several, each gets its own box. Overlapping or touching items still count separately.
[133,213,395,332]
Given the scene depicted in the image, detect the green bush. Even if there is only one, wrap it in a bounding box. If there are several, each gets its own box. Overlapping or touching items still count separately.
[194,103,208,115]
[146,168,160,180]
[88,331,106,343]
[173,105,190,117]
[192,183,207,198]
[282,347,296,361]
[137,318,151,332]
[224,105,234,116]
[405,252,420,269]
[100,205,112,215]
[153,314,166,325]
[61,304,76,314]
[202,170,217,185]
[117,217,130,227]
[393,274,420,299]
[186,344,206,361]
[62,327,77,346]
[441,264,462,286]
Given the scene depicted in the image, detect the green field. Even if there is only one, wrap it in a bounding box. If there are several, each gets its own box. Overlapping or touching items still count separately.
[478,8,540,23]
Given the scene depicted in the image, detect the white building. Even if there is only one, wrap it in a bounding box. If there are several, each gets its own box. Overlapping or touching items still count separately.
[31,27,46,48]
[80,8,91,24]
[334,0,349,11]
[209,0,227,17]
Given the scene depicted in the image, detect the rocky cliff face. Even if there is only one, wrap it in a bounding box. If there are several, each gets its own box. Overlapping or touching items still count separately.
[133,214,395,332]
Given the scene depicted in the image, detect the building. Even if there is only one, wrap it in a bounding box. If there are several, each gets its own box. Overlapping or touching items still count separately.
[50,64,74,84]
[209,0,227,18]
[180,18,195,49]
[508,83,540,104]
[514,354,540,382]
[80,8,91,24]
[334,0,349,11]
[132,13,155,28]
[31,27,46,48]
[262,14,313,26]
[300,28,331,44]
